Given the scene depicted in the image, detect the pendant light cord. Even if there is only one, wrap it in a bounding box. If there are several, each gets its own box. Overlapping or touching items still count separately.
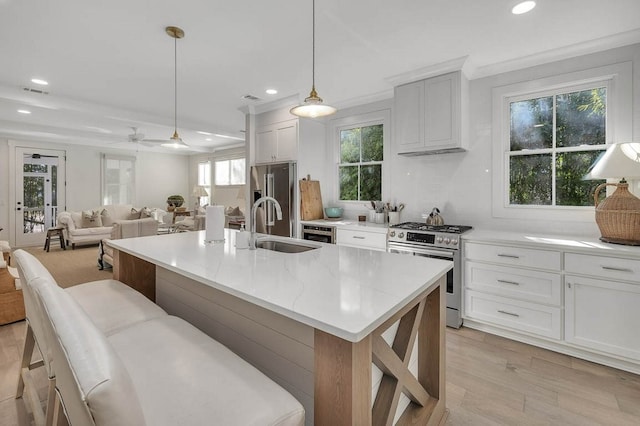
[312,0,315,89]
[174,34,178,134]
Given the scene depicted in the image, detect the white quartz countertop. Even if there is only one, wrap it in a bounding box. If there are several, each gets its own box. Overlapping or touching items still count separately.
[464,229,640,258]
[109,230,451,342]
[301,219,389,234]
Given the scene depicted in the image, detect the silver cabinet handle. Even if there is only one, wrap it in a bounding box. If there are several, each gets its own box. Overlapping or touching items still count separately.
[497,279,520,286]
[497,310,520,317]
[601,266,633,273]
[352,236,365,239]
[498,254,520,259]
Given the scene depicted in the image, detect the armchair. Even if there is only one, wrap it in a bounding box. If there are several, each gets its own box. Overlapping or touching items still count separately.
[99,218,158,269]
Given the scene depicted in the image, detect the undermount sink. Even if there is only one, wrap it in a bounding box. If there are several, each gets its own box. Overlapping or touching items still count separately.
[256,239,320,253]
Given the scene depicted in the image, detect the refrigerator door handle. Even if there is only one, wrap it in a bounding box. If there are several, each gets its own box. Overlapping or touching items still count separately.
[265,173,275,226]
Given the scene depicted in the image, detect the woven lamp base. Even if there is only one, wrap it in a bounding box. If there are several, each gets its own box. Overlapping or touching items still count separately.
[595,182,640,246]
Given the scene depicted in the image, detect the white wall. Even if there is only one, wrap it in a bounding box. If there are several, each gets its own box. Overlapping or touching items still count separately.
[320,43,640,237]
[0,139,189,245]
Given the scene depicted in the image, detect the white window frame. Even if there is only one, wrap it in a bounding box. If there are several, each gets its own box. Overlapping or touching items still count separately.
[101,154,136,206]
[197,161,211,206]
[214,157,246,186]
[491,62,632,222]
[332,110,391,204]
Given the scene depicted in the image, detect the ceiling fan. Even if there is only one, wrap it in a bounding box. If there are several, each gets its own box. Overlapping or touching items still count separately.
[126,127,159,147]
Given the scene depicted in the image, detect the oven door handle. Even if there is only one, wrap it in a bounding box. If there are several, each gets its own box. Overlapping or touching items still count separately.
[388,244,455,259]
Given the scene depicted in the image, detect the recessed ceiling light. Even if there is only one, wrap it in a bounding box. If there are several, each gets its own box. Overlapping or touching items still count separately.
[31,78,49,86]
[205,138,212,141]
[512,1,536,14]
[17,109,32,114]
[266,89,278,95]
[197,131,213,135]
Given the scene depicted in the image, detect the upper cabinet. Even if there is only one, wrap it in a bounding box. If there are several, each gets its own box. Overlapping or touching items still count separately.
[394,71,468,155]
[255,119,298,164]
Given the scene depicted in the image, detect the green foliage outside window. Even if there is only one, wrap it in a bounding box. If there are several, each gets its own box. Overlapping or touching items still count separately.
[339,124,383,201]
[509,87,607,207]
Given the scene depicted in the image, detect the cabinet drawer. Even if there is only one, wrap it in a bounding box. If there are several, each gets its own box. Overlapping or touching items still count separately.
[336,229,386,251]
[465,242,561,271]
[565,252,640,282]
[465,261,561,306]
[465,290,561,339]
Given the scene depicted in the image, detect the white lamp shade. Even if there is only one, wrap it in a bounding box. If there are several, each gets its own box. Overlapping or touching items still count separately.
[585,142,640,180]
[192,185,209,197]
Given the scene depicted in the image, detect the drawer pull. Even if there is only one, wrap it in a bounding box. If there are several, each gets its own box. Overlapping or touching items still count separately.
[497,310,520,318]
[352,236,366,240]
[601,266,633,273]
[497,279,520,286]
[497,254,520,259]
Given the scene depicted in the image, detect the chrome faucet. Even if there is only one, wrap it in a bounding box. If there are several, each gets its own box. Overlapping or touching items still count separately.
[250,196,283,250]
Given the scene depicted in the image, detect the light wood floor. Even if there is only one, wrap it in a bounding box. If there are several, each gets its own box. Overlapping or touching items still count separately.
[1,320,639,425]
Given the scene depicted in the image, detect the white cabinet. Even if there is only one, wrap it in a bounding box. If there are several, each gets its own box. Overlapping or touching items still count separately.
[565,253,640,361]
[336,228,387,252]
[394,71,467,155]
[255,119,298,164]
[463,242,562,339]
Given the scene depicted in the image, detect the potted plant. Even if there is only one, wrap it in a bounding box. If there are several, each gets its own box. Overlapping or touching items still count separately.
[166,195,184,212]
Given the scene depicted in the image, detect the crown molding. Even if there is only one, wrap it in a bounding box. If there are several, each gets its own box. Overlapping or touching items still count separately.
[385,56,470,86]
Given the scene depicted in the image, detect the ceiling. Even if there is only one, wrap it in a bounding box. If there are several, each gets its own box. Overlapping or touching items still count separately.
[1,0,639,153]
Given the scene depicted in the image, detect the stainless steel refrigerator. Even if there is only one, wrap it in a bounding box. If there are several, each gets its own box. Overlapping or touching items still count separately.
[250,162,297,238]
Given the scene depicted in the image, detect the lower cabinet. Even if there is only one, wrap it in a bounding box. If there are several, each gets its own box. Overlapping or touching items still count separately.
[336,228,387,251]
[464,238,640,371]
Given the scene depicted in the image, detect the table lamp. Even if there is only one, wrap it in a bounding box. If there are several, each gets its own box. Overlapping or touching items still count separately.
[585,142,640,245]
[192,185,209,211]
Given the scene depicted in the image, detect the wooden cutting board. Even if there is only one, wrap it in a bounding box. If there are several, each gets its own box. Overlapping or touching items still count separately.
[299,177,324,220]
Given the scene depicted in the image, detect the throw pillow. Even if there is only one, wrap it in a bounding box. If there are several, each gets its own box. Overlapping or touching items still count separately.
[129,207,142,220]
[140,207,152,218]
[101,209,114,227]
[81,210,102,228]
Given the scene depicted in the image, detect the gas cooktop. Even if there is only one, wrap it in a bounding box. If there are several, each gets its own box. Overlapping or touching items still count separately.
[390,222,473,234]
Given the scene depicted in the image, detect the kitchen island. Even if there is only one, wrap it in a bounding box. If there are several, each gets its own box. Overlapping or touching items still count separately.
[108,229,451,425]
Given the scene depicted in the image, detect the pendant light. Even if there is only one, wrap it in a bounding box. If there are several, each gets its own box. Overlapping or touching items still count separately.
[161,26,189,149]
[290,0,337,118]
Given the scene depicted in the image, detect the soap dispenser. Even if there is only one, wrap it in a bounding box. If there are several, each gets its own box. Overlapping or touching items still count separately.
[235,223,248,249]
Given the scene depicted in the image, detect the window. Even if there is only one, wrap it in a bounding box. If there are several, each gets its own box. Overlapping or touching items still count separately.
[338,123,384,201]
[492,62,632,221]
[101,154,135,205]
[215,158,246,186]
[197,161,211,206]
[508,85,607,207]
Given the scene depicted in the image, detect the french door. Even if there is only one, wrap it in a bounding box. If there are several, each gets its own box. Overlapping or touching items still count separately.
[14,147,66,247]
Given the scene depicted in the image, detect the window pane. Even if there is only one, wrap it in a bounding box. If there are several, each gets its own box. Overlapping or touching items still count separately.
[198,162,211,186]
[340,128,361,163]
[360,164,382,201]
[339,166,358,200]
[556,88,606,148]
[509,154,552,205]
[24,164,48,173]
[556,151,606,206]
[361,124,383,162]
[510,97,553,151]
[215,160,230,185]
[230,159,246,185]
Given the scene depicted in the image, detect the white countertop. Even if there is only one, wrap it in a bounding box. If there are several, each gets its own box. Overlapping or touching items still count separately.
[109,229,451,342]
[464,229,640,258]
[301,219,389,234]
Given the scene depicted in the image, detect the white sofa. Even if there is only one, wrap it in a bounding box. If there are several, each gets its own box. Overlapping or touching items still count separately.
[57,205,153,249]
[14,249,305,426]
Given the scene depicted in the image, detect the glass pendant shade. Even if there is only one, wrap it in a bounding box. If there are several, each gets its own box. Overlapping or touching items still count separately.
[161,130,189,149]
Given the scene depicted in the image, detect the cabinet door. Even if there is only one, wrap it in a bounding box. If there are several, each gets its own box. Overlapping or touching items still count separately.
[565,275,640,361]
[274,121,298,161]
[424,73,459,149]
[394,80,424,153]
[256,126,277,163]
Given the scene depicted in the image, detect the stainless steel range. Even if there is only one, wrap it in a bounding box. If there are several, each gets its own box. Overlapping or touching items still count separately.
[387,222,472,328]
